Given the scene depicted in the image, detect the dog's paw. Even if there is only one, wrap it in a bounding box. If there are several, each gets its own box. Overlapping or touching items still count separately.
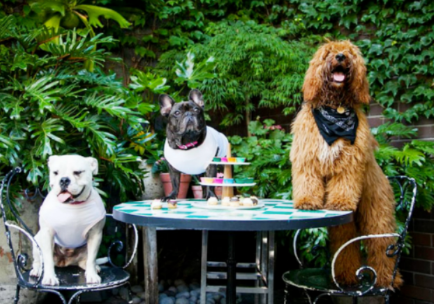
[30,266,42,277]
[42,274,60,286]
[95,265,101,273]
[324,201,356,211]
[294,198,323,210]
[161,193,177,202]
[86,271,102,284]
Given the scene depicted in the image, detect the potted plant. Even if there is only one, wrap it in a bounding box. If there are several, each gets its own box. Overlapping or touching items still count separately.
[191,177,203,199]
[154,158,192,199]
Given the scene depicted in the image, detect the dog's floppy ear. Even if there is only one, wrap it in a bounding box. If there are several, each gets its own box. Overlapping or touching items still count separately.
[351,45,371,104]
[302,45,326,103]
[159,94,175,117]
[47,155,59,169]
[87,157,99,175]
[188,89,204,108]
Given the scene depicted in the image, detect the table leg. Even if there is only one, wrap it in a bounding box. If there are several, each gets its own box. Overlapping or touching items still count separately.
[200,230,208,304]
[267,231,275,304]
[143,227,158,304]
[255,232,261,304]
[261,232,268,304]
[226,231,237,304]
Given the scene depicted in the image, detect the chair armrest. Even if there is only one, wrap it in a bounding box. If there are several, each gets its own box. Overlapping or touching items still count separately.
[331,233,401,295]
[293,228,329,269]
[5,221,44,287]
[293,229,303,267]
[105,214,138,269]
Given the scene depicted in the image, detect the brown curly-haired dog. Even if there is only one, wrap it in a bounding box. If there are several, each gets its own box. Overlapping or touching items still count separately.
[290,40,401,288]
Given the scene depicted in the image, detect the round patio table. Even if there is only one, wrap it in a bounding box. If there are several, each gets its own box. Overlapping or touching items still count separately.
[113,199,352,304]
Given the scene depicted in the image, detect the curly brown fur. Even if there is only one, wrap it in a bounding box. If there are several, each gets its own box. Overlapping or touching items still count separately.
[291,40,402,289]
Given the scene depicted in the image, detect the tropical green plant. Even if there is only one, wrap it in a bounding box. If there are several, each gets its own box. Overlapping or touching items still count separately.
[28,0,131,32]
[0,15,152,202]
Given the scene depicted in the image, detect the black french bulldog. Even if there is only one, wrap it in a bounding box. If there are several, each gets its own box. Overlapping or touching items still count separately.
[159,89,220,201]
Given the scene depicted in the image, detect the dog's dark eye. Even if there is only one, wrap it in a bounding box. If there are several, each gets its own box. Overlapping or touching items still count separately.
[174,111,180,115]
[73,171,83,176]
[53,171,58,176]
[193,107,199,112]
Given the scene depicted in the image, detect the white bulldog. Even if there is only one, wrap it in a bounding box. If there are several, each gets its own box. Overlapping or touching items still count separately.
[30,155,106,285]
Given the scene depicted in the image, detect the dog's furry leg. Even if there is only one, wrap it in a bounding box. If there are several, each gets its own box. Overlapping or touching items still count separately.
[83,218,105,284]
[329,221,361,286]
[291,166,325,209]
[33,224,59,285]
[204,165,217,199]
[357,159,401,289]
[290,114,325,210]
[324,164,365,211]
[164,163,181,201]
[30,234,42,278]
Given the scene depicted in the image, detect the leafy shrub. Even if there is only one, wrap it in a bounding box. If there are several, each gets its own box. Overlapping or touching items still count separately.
[0,15,152,202]
[156,21,313,134]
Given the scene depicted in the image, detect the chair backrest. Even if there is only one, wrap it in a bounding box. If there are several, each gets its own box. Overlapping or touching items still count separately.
[0,168,138,288]
[330,176,418,295]
[292,176,418,295]
[386,176,417,286]
[0,168,43,287]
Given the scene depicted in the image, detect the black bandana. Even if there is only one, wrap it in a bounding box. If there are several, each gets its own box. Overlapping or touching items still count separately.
[312,106,359,146]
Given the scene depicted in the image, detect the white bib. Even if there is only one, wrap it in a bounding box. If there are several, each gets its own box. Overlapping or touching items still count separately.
[164,126,228,175]
[39,189,106,248]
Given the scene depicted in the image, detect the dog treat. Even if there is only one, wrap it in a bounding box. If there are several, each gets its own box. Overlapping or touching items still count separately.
[229,196,240,207]
[221,196,231,206]
[151,199,163,209]
[242,197,254,206]
[167,200,177,209]
[250,196,259,205]
[207,197,218,205]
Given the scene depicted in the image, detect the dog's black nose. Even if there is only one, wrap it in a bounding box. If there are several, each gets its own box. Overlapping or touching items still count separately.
[335,53,346,62]
[60,177,70,188]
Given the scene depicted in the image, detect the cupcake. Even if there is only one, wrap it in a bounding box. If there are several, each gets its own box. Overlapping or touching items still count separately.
[242,197,254,206]
[168,199,177,209]
[151,199,163,209]
[207,197,218,205]
[250,196,259,205]
[221,196,231,206]
[230,196,240,207]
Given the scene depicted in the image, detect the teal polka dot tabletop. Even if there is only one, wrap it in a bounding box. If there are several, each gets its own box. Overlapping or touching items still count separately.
[113,199,353,231]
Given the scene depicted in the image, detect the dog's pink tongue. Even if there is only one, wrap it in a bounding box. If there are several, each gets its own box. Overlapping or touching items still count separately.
[57,192,72,203]
[333,72,345,82]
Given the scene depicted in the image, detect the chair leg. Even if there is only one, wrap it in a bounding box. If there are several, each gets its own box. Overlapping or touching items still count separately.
[38,289,67,304]
[313,293,330,304]
[384,294,390,304]
[68,290,85,304]
[125,282,133,303]
[14,284,20,304]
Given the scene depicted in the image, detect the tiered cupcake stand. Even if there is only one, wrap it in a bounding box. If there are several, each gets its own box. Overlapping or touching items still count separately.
[195,145,271,304]
[195,144,260,209]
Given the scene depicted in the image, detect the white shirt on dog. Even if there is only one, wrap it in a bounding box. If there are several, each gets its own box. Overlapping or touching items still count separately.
[39,188,106,248]
[164,126,228,175]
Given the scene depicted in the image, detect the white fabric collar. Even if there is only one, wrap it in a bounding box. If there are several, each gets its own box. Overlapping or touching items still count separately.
[164,126,228,175]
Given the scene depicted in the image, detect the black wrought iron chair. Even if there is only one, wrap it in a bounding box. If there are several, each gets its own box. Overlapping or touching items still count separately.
[283,176,417,304]
[0,168,138,304]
